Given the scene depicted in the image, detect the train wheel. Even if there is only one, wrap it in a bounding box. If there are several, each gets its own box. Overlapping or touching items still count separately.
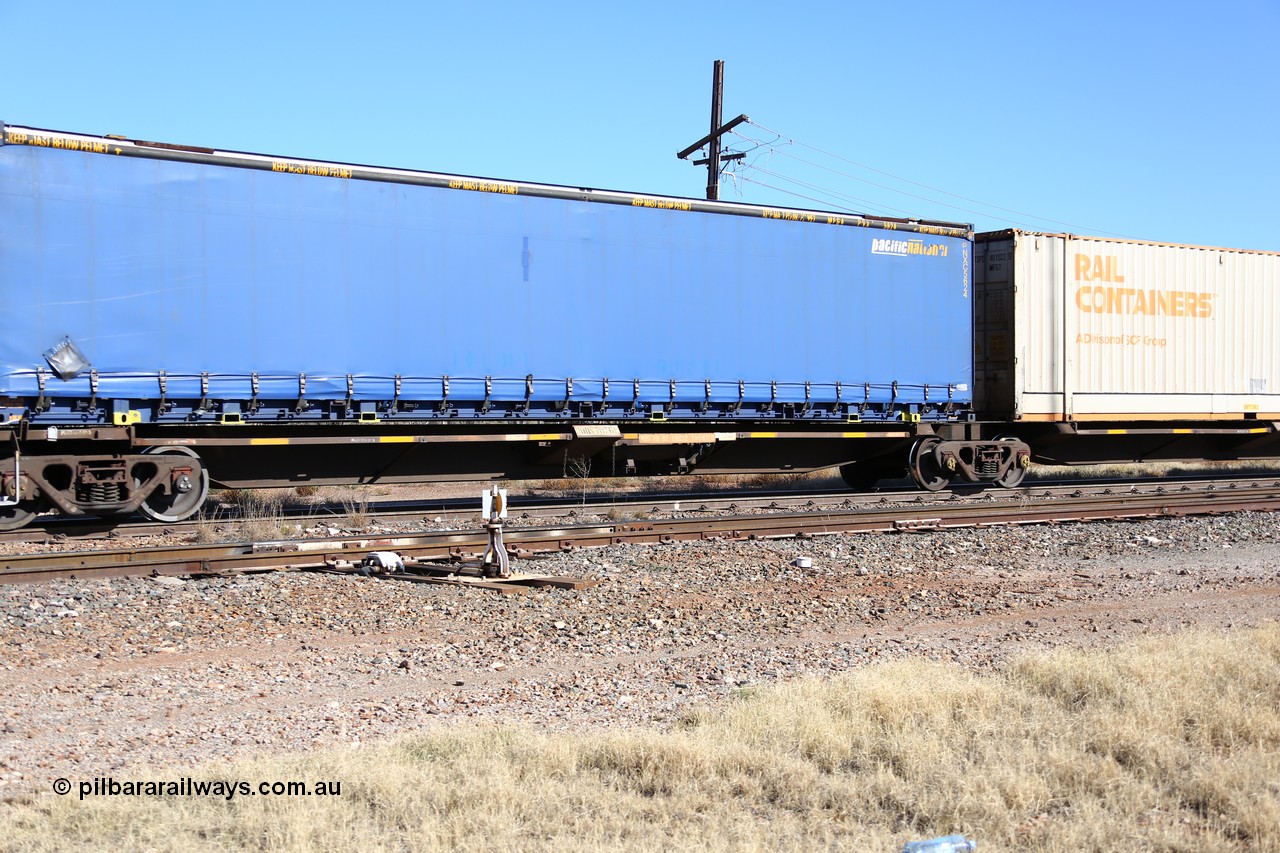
[993,462,1027,488]
[137,446,210,522]
[908,438,949,492]
[993,437,1028,489]
[0,500,40,531]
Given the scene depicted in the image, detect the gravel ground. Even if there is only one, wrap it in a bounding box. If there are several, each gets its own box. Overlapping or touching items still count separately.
[2,510,1279,796]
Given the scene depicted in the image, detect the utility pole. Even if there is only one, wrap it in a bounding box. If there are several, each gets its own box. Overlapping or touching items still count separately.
[706,60,724,200]
[677,60,748,200]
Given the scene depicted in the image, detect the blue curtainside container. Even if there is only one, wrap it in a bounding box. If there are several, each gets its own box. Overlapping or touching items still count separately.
[0,124,973,424]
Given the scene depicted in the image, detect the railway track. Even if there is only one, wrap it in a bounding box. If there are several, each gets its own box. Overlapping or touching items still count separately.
[4,477,1279,591]
[6,472,1279,546]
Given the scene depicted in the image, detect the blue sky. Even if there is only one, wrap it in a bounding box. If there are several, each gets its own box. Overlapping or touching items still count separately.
[4,0,1278,249]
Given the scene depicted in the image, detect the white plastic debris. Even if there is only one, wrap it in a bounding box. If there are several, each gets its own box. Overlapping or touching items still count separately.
[362,552,404,572]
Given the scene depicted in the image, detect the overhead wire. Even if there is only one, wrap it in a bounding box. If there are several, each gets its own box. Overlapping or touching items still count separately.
[732,175,852,212]
[726,120,1136,238]
[737,163,922,218]
[717,132,917,217]
[729,128,1013,221]
[720,127,941,219]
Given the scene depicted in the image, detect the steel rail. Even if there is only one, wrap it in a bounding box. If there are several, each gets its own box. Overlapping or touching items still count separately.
[4,482,1279,586]
[8,474,1279,546]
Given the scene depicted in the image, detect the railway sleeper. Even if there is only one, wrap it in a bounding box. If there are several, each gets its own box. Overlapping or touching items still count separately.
[0,449,209,528]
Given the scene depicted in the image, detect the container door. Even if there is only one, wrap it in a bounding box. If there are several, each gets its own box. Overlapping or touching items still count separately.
[974,237,1016,417]
[1012,234,1069,419]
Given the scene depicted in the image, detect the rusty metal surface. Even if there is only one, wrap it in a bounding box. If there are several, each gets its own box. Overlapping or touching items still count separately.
[6,473,1279,546]
[4,481,1279,586]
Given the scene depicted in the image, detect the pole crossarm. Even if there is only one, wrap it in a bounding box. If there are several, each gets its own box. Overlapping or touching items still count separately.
[676,113,750,161]
[692,152,746,166]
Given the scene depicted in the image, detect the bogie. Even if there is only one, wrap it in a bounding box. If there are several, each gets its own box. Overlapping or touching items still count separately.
[0,448,210,529]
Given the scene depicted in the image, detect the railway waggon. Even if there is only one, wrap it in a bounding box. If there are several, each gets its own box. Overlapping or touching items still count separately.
[1,122,1277,530]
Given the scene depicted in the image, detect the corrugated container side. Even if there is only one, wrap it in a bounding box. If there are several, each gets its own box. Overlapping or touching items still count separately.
[979,230,1280,420]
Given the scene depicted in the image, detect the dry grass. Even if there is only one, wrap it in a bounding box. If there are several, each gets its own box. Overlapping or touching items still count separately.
[529,469,843,496]
[194,490,295,543]
[5,625,1279,851]
[195,486,390,541]
[337,486,371,530]
[1026,457,1280,482]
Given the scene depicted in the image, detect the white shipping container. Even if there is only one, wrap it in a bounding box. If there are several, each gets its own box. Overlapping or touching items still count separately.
[975,231,1280,420]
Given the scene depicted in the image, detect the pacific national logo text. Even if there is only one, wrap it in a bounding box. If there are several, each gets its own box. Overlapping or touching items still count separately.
[871,238,949,257]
